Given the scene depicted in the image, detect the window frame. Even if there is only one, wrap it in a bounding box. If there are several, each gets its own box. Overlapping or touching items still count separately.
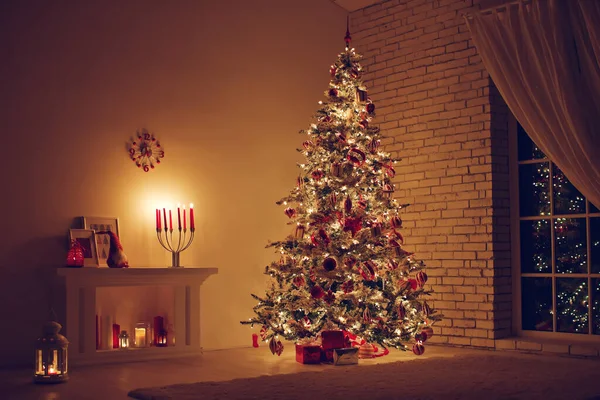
[509,113,600,341]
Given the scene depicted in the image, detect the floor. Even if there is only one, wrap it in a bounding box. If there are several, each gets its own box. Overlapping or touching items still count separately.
[0,344,595,400]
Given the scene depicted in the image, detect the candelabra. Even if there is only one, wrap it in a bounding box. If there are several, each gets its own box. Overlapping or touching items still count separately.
[156,226,194,268]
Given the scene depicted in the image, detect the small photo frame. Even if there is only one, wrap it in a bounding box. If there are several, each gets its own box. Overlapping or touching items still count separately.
[81,217,120,267]
[69,229,99,267]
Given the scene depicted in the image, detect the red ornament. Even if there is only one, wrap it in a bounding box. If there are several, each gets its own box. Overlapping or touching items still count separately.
[311,170,324,181]
[350,69,360,79]
[303,140,314,149]
[329,192,337,208]
[422,326,434,339]
[416,271,428,287]
[383,184,394,198]
[284,207,296,218]
[66,239,85,267]
[330,65,337,77]
[367,138,380,153]
[310,285,325,299]
[331,163,342,177]
[318,228,330,245]
[323,257,337,272]
[397,304,406,319]
[366,103,375,113]
[336,131,347,142]
[252,333,259,348]
[412,343,425,355]
[390,216,402,228]
[347,148,366,166]
[359,119,368,128]
[324,290,336,304]
[328,88,338,97]
[384,163,396,178]
[292,275,306,288]
[360,261,376,281]
[387,259,399,270]
[343,216,363,237]
[297,176,305,189]
[341,280,354,293]
[408,279,419,290]
[363,308,372,323]
[415,332,426,343]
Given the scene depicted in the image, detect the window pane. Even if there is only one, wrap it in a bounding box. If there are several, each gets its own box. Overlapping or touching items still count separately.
[519,163,550,216]
[553,166,586,214]
[592,218,600,274]
[593,278,600,335]
[556,278,589,334]
[520,220,551,273]
[517,123,546,160]
[591,202,600,214]
[522,277,553,331]
[555,217,587,274]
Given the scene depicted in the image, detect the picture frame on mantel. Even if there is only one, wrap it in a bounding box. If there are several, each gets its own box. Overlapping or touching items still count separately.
[81,216,120,267]
[69,229,99,267]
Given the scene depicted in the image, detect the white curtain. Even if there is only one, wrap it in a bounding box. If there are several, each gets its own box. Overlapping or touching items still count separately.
[466,0,600,208]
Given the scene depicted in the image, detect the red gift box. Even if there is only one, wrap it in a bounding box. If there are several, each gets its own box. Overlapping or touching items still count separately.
[295,344,321,364]
[321,330,345,350]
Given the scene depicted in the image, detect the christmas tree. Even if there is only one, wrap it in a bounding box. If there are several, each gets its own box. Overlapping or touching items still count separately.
[241,26,440,357]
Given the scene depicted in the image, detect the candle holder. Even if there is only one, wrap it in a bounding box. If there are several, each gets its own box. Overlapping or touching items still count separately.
[156,226,194,268]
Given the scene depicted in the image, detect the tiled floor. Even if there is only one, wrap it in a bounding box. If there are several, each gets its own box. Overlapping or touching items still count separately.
[1,344,472,400]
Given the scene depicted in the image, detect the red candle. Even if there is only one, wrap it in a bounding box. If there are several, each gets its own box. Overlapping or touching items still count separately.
[155,209,159,230]
[157,209,162,230]
[169,210,173,231]
[183,206,187,231]
[190,203,195,231]
[177,205,182,230]
[162,208,167,231]
[112,323,120,349]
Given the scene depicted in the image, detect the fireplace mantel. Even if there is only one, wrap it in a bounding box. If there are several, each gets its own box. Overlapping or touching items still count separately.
[57,267,218,365]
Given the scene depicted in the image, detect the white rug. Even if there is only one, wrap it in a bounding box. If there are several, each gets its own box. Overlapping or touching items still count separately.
[128,352,600,400]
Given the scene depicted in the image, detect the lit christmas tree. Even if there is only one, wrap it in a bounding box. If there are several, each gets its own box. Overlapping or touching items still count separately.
[241,27,440,357]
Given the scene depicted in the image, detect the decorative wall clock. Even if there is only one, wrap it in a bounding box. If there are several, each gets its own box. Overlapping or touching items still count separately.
[128,128,164,172]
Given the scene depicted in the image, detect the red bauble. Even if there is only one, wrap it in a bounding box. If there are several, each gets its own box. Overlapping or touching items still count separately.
[367,138,380,153]
[412,343,425,356]
[347,148,366,166]
[344,196,352,214]
[324,290,335,304]
[408,279,419,290]
[360,261,376,281]
[318,228,330,245]
[387,259,399,270]
[310,285,325,299]
[292,275,306,288]
[323,257,337,272]
[416,271,428,287]
[284,207,296,218]
[341,280,354,293]
[422,326,434,339]
[260,325,268,341]
[390,216,402,228]
[366,103,375,113]
[415,333,427,343]
[311,170,324,181]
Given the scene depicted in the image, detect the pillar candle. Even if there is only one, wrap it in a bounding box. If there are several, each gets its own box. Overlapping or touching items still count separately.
[112,323,120,349]
[190,203,195,231]
[183,205,187,231]
[162,208,167,231]
[177,205,181,230]
[169,210,173,231]
[157,209,162,230]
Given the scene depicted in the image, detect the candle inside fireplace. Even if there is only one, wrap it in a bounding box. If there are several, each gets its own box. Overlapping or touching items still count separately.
[135,327,147,347]
[48,366,57,375]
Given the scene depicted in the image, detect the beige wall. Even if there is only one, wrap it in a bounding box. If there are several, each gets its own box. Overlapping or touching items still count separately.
[0,0,347,366]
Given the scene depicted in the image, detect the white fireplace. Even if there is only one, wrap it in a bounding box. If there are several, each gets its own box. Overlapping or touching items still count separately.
[57,267,217,365]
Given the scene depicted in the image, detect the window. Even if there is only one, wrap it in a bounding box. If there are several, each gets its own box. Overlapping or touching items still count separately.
[513,121,600,337]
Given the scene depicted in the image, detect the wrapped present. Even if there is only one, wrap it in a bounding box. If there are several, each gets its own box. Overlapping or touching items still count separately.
[333,347,358,366]
[295,343,321,364]
[321,330,345,350]
[321,348,334,363]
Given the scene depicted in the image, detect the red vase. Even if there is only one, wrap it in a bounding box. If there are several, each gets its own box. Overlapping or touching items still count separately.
[66,240,84,267]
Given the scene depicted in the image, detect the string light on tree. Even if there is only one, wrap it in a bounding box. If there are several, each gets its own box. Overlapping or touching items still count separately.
[241,24,440,355]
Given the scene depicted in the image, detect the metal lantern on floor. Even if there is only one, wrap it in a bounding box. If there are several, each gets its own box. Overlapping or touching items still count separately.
[34,321,69,384]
